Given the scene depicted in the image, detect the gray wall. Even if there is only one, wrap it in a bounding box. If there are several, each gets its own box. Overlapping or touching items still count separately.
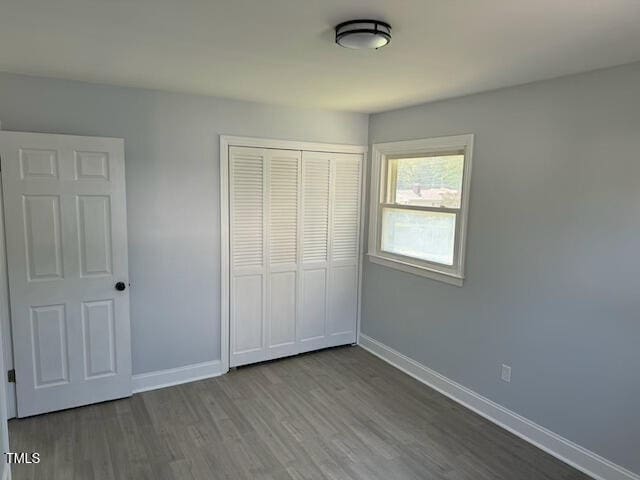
[364,62,640,473]
[0,72,368,375]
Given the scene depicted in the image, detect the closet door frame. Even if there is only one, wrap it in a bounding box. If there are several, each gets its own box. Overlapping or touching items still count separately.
[220,136,367,372]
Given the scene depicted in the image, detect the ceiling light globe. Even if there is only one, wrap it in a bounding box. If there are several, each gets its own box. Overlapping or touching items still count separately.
[335,20,392,50]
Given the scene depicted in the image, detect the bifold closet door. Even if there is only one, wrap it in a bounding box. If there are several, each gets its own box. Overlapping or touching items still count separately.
[297,152,331,352]
[327,153,362,347]
[298,151,361,353]
[229,147,301,367]
[229,146,361,367]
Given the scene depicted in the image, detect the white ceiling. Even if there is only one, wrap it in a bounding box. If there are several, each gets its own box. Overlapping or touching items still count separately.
[1,0,640,113]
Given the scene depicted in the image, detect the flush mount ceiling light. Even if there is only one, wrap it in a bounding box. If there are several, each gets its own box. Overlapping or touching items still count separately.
[335,19,392,49]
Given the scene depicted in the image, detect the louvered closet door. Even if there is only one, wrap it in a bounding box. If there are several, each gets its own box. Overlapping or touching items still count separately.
[298,152,331,352]
[327,153,362,347]
[230,146,361,366]
[229,147,301,367]
[266,149,301,360]
[230,147,266,366]
[298,151,362,353]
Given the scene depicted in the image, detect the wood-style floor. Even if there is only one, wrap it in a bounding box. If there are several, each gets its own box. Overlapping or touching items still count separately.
[9,346,591,480]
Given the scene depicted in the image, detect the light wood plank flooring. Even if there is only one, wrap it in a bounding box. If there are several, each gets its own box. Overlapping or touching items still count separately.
[9,346,591,480]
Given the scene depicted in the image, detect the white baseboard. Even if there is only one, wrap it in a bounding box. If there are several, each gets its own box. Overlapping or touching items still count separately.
[358,334,639,480]
[132,359,226,394]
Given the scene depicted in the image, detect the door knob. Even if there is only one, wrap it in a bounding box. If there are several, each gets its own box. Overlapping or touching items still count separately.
[115,282,126,291]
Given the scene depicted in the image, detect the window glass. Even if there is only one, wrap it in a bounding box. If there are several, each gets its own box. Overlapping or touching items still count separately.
[381,207,456,265]
[390,154,463,208]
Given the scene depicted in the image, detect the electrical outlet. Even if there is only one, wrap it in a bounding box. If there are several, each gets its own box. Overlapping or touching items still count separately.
[501,364,512,383]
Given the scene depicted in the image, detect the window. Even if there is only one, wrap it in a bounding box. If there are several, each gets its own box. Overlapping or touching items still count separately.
[368,135,473,286]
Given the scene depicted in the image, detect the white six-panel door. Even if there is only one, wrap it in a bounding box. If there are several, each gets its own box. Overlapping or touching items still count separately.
[229,146,361,367]
[0,131,132,417]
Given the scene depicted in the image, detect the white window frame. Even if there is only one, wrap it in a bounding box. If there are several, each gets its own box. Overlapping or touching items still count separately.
[368,134,474,287]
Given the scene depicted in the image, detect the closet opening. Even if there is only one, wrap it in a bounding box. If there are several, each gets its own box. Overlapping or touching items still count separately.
[219,136,367,371]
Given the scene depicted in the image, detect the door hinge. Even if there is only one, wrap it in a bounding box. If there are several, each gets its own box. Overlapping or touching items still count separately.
[7,369,15,383]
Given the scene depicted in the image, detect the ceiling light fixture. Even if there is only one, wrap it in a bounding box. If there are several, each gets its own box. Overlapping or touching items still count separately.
[335,19,392,50]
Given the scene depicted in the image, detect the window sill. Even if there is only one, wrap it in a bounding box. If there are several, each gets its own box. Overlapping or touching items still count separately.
[367,254,464,287]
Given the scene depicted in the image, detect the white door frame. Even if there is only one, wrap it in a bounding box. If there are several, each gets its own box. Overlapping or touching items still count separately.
[0,181,11,477]
[219,135,367,372]
[0,153,17,419]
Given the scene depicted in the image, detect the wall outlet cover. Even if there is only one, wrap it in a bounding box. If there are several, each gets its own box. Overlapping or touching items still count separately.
[501,364,512,383]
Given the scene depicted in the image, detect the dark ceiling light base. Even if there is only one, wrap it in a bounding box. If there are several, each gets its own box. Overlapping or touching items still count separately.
[335,19,392,50]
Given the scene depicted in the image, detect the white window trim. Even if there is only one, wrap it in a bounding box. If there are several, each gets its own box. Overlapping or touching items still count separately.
[368,134,474,287]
